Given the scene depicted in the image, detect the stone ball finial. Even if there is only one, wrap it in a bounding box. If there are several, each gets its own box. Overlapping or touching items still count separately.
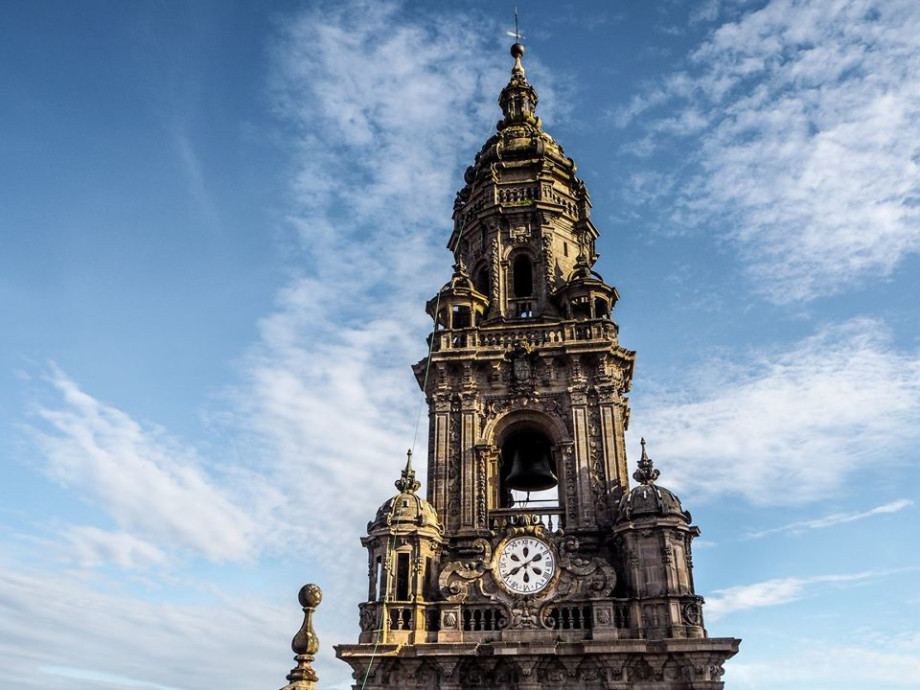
[282,584,322,690]
[298,583,322,609]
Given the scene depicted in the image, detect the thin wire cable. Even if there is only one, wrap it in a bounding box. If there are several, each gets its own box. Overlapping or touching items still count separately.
[359,496,407,690]
[364,207,470,688]
[411,224,468,454]
[411,288,443,453]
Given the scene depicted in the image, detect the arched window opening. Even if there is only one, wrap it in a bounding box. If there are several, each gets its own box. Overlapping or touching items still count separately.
[395,551,411,601]
[452,305,471,329]
[594,297,609,319]
[513,255,533,297]
[499,428,558,510]
[571,297,591,320]
[423,556,434,600]
[474,264,490,296]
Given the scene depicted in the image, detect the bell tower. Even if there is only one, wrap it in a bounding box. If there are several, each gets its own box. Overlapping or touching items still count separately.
[334,42,740,689]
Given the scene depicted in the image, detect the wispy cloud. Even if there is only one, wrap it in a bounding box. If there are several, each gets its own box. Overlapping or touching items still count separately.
[238,0,562,548]
[0,567,293,690]
[744,499,913,539]
[63,526,169,570]
[728,633,920,688]
[707,570,886,620]
[171,125,219,229]
[634,318,920,504]
[619,0,920,302]
[40,665,186,690]
[32,365,277,563]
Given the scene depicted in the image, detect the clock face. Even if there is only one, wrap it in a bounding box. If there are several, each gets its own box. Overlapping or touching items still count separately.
[496,536,556,595]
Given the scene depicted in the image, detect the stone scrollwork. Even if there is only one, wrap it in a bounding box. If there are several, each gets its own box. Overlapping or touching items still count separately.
[438,561,485,603]
[438,539,491,603]
[550,534,617,599]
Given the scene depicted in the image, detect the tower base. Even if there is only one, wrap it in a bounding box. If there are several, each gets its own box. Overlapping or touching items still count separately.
[336,637,740,689]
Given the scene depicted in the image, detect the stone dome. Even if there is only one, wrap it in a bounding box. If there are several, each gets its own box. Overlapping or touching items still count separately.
[615,439,691,524]
[367,451,443,535]
[370,490,442,533]
[616,482,690,523]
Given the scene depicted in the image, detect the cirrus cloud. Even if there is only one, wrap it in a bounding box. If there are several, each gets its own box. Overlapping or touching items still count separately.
[620,0,920,302]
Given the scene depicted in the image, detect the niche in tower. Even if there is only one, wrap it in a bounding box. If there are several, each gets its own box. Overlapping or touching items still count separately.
[513,255,533,297]
[499,427,558,509]
[474,262,490,296]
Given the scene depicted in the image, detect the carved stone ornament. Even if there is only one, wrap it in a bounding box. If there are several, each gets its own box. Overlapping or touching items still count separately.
[358,603,378,632]
[505,340,537,395]
[682,599,703,626]
[280,584,322,690]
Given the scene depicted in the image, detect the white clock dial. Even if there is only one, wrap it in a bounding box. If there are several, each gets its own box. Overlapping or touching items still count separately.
[496,536,556,595]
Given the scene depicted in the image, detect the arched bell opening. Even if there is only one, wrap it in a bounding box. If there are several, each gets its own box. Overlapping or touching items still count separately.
[498,427,558,510]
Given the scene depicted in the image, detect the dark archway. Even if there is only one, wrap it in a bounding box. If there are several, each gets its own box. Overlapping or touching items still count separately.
[499,427,557,508]
[512,255,533,297]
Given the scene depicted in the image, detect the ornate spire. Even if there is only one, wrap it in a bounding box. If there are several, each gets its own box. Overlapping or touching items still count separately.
[395,449,421,494]
[499,39,539,127]
[280,584,322,690]
[633,437,661,485]
[453,256,468,278]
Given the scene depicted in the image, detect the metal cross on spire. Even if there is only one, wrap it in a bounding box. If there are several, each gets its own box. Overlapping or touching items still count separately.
[507,7,524,43]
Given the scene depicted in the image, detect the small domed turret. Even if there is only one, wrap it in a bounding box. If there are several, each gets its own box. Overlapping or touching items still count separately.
[368,450,443,534]
[424,260,489,335]
[555,253,620,321]
[616,438,691,523]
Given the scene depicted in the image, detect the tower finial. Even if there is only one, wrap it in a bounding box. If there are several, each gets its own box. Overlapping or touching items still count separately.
[507,8,525,77]
[633,437,661,485]
[281,584,322,690]
[395,448,421,494]
[499,9,537,126]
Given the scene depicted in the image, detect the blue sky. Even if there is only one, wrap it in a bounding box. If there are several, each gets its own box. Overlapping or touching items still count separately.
[1,1,918,688]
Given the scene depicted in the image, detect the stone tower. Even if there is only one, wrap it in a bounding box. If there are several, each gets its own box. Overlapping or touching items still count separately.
[335,42,740,689]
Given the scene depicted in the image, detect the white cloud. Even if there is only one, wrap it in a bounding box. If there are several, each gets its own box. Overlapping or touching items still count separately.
[0,566,296,690]
[744,498,913,539]
[63,526,169,570]
[33,366,274,563]
[633,318,920,504]
[621,0,920,302]
[727,634,920,689]
[706,570,882,620]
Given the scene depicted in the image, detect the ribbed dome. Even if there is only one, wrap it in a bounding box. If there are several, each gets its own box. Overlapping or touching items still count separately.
[460,43,574,189]
[615,439,691,524]
[370,491,442,532]
[616,482,690,523]
[367,450,443,534]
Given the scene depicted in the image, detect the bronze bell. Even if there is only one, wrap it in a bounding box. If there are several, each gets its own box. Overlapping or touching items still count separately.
[505,446,558,492]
